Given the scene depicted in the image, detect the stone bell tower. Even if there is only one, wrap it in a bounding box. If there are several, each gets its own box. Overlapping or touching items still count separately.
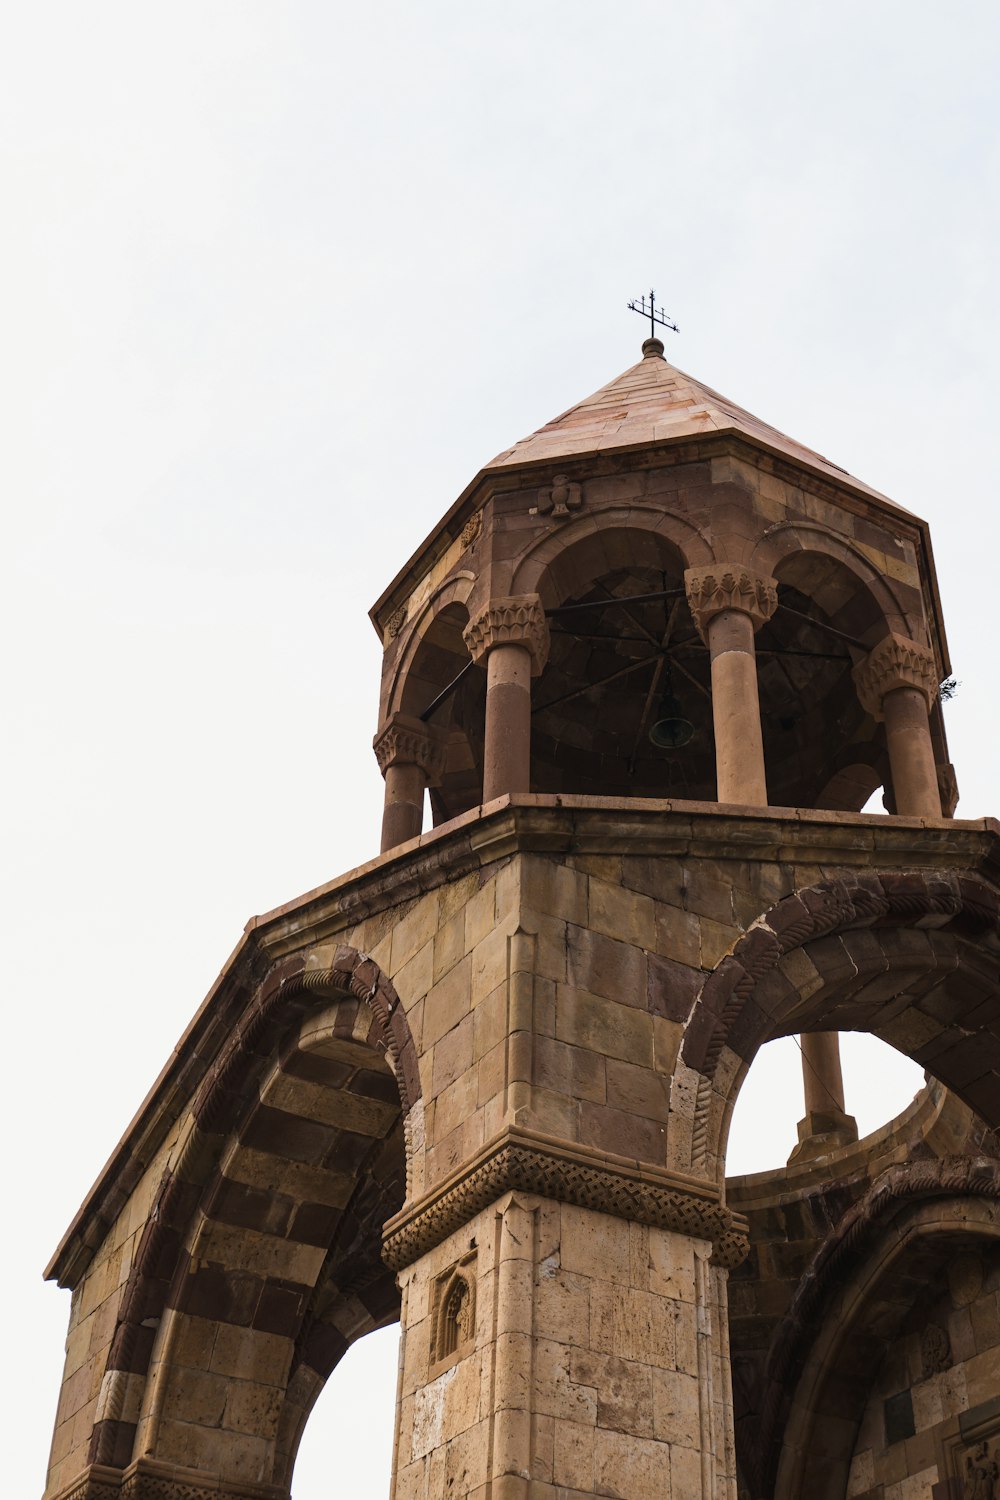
[43,338,1000,1500]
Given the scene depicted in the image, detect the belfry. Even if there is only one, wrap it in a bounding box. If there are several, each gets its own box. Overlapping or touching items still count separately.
[43,338,1000,1500]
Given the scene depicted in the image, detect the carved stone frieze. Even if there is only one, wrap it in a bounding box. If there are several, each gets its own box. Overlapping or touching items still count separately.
[382,1128,749,1272]
[684,565,778,639]
[463,594,550,675]
[531,473,583,522]
[372,712,450,784]
[49,1461,288,1500]
[853,631,938,719]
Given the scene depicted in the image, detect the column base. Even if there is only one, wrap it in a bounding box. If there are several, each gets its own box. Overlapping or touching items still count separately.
[787,1108,859,1166]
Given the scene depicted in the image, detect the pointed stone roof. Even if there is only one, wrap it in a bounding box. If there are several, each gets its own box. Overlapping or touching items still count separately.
[486,338,901,509]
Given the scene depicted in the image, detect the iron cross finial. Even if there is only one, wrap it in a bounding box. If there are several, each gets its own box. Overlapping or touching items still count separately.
[627,289,678,339]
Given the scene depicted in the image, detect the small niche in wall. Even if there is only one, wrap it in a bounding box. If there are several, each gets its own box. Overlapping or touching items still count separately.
[432,1251,477,1371]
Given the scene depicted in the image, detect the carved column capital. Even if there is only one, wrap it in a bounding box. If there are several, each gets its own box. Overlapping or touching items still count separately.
[463,594,550,675]
[373,713,449,785]
[853,633,938,720]
[684,565,778,640]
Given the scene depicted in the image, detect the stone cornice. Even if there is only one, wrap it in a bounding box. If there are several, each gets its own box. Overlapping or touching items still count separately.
[372,711,449,783]
[463,593,550,674]
[853,632,938,719]
[684,564,778,637]
[382,1126,750,1271]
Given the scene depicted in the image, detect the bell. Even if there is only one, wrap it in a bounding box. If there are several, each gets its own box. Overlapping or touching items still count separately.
[649,689,694,749]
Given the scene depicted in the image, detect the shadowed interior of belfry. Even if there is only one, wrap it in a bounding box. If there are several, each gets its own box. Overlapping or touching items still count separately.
[41,336,999,1500]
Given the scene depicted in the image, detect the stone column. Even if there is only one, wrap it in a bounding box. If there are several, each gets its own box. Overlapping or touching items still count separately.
[788,1032,859,1165]
[463,594,549,804]
[373,712,449,853]
[685,566,778,806]
[854,633,941,818]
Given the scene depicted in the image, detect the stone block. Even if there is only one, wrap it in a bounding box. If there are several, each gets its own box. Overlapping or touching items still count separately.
[554,986,654,1068]
[521,856,588,925]
[570,1349,654,1436]
[465,882,497,951]
[652,1367,700,1446]
[578,1099,666,1161]
[534,1267,591,1347]
[532,1337,599,1424]
[394,937,435,1012]
[589,875,656,950]
[433,909,467,983]
[559,1205,632,1287]
[552,1416,595,1491]
[534,1035,606,1105]
[423,954,473,1050]
[566,926,646,1009]
[472,923,510,1004]
[593,1427,671,1500]
[431,1011,475,1097]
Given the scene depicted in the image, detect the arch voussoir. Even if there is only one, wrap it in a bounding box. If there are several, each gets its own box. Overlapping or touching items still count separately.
[683,871,1000,1176]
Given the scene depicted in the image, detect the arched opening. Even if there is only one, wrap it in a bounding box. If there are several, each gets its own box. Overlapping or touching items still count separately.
[528,527,717,801]
[773,1202,1000,1500]
[726,1032,925,1178]
[755,551,897,812]
[290,1323,399,1497]
[93,950,417,1495]
[679,874,1000,1500]
[397,599,484,823]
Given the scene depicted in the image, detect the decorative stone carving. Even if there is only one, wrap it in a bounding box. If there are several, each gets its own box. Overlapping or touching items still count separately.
[531,473,583,521]
[51,1461,288,1500]
[962,1440,999,1500]
[853,632,938,719]
[684,565,778,639]
[463,593,550,675]
[372,712,449,784]
[385,605,407,641]
[460,510,482,547]
[382,1128,749,1272]
[920,1321,952,1377]
[433,1252,477,1367]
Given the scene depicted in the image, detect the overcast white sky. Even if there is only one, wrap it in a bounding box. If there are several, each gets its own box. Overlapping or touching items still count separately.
[4,4,999,1497]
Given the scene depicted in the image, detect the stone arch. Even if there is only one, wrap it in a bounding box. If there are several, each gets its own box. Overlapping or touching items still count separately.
[509,504,712,604]
[764,1177,1000,1500]
[814,759,884,813]
[679,872,1000,1181]
[745,528,920,810]
[387,571,476,718]
[88,946,418,1491]
[384,574,483,823]
[511,516,717,802]
[752,522,915,645]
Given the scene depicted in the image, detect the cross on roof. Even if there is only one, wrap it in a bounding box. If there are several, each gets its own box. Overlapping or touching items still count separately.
[627,288,678,340]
